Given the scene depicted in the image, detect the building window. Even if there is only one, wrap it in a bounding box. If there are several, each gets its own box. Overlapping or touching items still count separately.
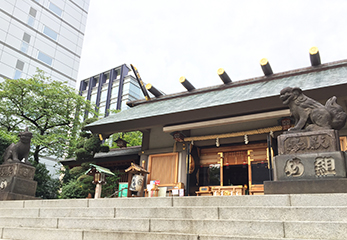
[111,85,119,98]
[29,7,37,17]
[14,70,22,79]
[16,60,24,71]
[100,90,107,102]
[27,16,35,27]
[49,2,62,17]
[14,60,25,79]
[37,51,53,66]
[20,33,31,53]
[23,32,31,43]
[20,42,29,53]
[43,26,57,40]
[27,7,37,27]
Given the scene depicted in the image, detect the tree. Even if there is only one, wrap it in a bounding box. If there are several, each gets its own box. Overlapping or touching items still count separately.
[60,163,122,199]
[59,163,95,199]
[0,130,17,164]
[74,118,109,161]
[0,70,95,163]
[109,131,143,149]
[31,160,60,199]
[101,170,122,198]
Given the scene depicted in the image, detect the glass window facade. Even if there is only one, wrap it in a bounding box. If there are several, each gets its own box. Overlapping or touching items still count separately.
[20,41,29,53]
[27,16,35,27]
[14,70,22,79]
[49,2,63,17]
[37,51,53,66]
[43,26,58,40]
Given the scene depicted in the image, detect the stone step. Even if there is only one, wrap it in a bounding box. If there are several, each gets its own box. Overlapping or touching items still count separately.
[2,194,347,210]
[2,216,347,239]
[2,205,347,222]
[1,227,315,240]
[115,206,347,222]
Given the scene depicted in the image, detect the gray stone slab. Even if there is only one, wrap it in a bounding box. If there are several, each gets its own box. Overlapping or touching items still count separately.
[172,195,291,207]
[273,151,346,181]
[84,230,198,240]
[58,217,150,232]
[88,197,173,208]
[0,208,39,217]
[290,193,347,206]
[277,130,340,155]
[265,178,347,194]
[284,221,347,239]
[39,207,115,218]
[24,199,88,208]
[198,235,313,240]
[219,206,347,222]
[3,227,83,240]
[0,217,57,228]
[0,200,24,208]
[115,207,218,220]
[150,219,284,238]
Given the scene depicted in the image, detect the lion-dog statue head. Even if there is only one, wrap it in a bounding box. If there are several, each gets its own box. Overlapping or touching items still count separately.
[280,87,347,132]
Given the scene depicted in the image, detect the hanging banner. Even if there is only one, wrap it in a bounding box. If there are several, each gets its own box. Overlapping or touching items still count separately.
[130,64,150,101]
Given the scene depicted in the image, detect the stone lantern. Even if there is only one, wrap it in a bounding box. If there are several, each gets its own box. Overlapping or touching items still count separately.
[85,164,114,198]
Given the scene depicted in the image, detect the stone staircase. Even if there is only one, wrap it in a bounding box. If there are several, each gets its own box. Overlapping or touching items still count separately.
[1,194,347,240]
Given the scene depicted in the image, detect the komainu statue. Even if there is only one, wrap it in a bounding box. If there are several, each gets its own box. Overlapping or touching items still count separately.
[2,128,33,165]
[280,87,347,131]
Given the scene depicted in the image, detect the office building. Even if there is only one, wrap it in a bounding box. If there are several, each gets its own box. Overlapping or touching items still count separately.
[79,64,147,118]
[0,0,90,87]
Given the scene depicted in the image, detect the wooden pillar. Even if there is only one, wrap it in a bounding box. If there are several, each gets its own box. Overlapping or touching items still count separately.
[94,183,102,199]
[127,172,133,197]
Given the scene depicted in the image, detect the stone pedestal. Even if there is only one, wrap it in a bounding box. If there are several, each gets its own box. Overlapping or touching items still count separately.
[265,130,347,194]
[0,163,37,200]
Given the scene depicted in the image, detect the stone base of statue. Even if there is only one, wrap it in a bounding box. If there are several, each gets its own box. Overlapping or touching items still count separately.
[264,129,347,194]
[0,163,37,200]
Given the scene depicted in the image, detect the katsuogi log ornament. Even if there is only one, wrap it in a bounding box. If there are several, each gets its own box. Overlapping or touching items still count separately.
[280,87,347,131]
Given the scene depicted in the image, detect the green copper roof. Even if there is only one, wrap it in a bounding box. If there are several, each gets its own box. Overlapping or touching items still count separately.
[85,164,115,176]
[86,61,347,131]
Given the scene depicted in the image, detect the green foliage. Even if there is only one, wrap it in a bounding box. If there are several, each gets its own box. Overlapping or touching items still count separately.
[100,145,110,153]
[110,131,143,148]
[74,118,108,161]
[101,170,122,198]
[84,136,101,152]
[59,175,94,199]
[30,160,60,199]
[60,163,95,199]
[59,163,121,199]
[0,130,17,164]
[0,70,96,163]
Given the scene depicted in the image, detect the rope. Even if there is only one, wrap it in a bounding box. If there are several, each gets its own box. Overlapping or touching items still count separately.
[184,125,283,142]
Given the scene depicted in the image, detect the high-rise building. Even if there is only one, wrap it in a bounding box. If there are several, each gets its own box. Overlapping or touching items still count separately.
[0,0,90,87]
[79,64,148,118]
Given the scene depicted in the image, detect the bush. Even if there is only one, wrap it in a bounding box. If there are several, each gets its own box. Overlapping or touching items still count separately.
[31,161,60,199]
[100,145,109,153]
[59,163,94,199]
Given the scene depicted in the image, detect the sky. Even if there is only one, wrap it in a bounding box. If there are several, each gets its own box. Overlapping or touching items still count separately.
[77,0,347,95]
